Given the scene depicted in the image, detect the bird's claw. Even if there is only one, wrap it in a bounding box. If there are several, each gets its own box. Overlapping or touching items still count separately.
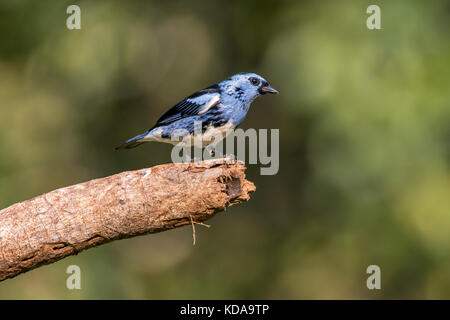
[224,153,236,164]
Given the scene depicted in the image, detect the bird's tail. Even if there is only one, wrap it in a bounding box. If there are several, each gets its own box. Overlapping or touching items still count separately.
[115,132,149,150]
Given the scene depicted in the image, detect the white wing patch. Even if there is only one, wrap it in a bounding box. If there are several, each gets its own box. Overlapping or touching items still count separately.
[187,93,221,114]
[199,94,220,114]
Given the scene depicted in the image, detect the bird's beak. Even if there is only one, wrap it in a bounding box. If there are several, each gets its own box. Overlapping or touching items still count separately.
[259,84,279,95]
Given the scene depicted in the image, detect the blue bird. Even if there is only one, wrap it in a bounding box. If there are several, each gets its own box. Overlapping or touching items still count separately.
[115,72,278,151]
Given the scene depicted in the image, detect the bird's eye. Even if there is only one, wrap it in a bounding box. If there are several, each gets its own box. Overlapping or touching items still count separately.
[249,77,260,86]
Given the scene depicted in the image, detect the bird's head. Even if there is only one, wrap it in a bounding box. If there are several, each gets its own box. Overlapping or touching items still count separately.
[220,72,279,105]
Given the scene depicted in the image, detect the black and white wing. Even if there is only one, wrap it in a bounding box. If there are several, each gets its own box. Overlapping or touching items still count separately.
[153,84,221,127]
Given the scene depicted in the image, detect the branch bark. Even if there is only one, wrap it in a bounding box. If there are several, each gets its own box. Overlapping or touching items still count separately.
[0,158,255,281]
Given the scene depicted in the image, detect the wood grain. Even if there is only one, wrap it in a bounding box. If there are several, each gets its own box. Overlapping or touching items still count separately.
[0,158,255,281]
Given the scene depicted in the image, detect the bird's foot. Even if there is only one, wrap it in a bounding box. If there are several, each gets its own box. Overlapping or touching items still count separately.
[224,153,236,164]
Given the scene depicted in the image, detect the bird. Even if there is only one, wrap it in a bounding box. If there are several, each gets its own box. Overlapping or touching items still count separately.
[115,72,278,152]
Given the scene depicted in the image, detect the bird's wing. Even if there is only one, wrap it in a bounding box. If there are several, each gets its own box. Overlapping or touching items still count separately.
[153,85,221,127]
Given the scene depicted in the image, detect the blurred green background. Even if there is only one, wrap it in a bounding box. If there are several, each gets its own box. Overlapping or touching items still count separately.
[0,0,449,299]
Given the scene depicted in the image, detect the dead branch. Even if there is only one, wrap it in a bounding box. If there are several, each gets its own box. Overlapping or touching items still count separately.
[0,158,255,281]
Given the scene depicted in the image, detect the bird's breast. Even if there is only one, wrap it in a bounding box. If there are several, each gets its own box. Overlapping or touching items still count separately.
[190,120,236,146]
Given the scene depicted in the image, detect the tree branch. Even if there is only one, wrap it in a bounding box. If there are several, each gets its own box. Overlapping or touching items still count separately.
[0,158,255,281]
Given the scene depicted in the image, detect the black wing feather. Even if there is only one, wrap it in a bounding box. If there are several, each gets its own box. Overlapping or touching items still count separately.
[153,85,221,127]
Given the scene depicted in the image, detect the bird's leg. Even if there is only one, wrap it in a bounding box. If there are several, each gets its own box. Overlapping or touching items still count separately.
[191,157,201,163]
[182,146,200,163]
[224,153,236,164]
[224,153,236,159]
[191,146,202,163]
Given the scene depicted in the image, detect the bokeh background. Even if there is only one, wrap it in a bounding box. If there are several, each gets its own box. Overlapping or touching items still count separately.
[0,0,449,299]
